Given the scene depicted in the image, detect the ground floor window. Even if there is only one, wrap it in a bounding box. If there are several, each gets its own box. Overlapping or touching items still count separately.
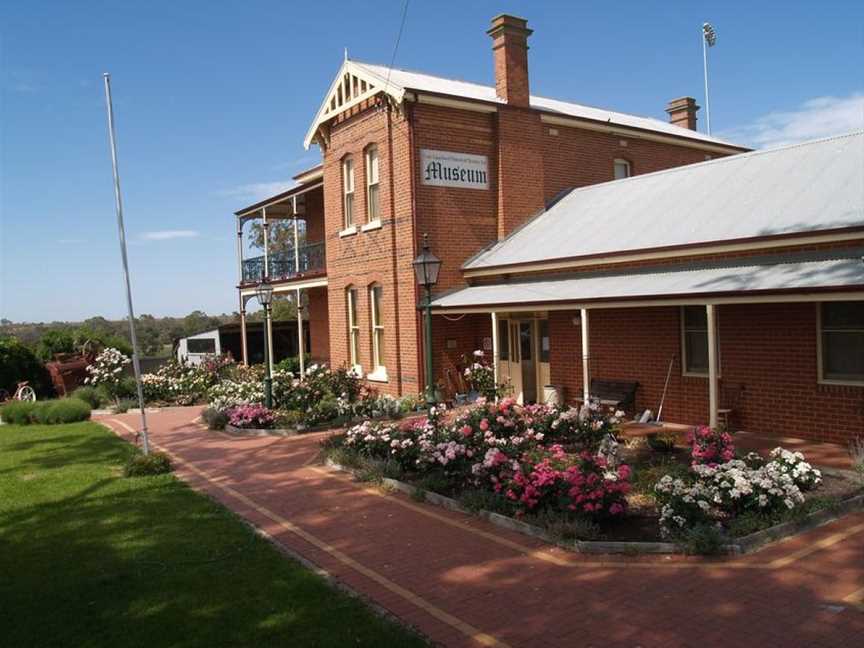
[370,284,385,372]
[346,287,360,367]
[820,301,864,384]
[681,306,719,376]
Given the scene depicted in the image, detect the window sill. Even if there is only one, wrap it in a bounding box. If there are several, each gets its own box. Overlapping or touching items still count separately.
[366,368,389,383]
[361,219,382,232]
[818,377,864,388]
[339,225,358,238]
[349,364,364,378]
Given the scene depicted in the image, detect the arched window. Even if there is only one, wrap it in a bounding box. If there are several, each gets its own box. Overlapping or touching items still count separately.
[365,145,380,223]
[346,286,360,368]
[342,156,355,228]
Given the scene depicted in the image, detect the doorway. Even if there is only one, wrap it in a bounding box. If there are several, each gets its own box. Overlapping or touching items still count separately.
[496,316,549,404]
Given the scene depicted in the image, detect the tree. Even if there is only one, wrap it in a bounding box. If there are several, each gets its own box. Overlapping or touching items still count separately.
[248,220,307,255]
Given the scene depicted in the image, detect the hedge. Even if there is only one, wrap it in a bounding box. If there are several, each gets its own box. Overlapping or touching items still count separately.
[0,398,91,425]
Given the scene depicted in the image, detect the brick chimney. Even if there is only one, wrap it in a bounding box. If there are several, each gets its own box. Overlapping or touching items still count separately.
[666,97,700,131]
[487,14,532,107]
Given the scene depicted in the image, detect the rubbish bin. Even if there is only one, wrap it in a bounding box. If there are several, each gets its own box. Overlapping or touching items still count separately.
[543,385,561,406]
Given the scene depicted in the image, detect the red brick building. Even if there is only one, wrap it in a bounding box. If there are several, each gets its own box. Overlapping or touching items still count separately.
[233,15,864,443]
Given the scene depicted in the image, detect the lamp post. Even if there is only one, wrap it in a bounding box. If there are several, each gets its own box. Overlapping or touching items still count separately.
[412,233,442,405]
[256,278,274,409]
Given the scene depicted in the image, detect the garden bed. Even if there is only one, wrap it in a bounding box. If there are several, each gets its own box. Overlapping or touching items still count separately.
[322,455,863,555]
[320,397,864,555]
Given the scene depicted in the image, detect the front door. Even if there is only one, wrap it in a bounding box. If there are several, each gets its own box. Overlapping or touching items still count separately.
[518,321,537,403]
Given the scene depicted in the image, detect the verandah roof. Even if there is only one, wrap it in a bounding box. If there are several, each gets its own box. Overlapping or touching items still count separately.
[431,253,864,312]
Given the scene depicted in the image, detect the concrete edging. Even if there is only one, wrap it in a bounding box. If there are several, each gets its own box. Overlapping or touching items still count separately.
[324,458,864,556]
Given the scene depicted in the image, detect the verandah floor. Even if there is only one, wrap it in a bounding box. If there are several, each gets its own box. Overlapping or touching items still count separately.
[101,407,864,648]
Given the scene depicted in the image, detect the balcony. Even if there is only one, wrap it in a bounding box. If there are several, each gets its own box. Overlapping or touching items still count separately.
[242,241,326,284]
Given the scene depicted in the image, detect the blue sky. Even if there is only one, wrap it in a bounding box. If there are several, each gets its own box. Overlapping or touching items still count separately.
[2,0,862,322]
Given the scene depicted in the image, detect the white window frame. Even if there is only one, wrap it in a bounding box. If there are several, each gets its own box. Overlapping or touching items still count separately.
[368,284,387,381]
[365,145,380,225]
[817,302,864,386]
[613,158,631,180]
[342,157,355,229]
[681,306,720,378]
[346,287,361,372]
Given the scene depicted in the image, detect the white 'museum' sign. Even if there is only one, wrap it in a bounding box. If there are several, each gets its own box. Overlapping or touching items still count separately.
[420,149,489,190]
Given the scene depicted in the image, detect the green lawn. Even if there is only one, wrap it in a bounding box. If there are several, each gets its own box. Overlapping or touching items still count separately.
[0,422,427,647]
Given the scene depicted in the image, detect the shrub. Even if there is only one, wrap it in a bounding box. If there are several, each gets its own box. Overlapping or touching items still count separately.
[112,399,138,414]
[499,444,631,518]
[679,523,726,555]
[201,406,229,430]
[31,399,92,424]
[124,451,172,477]
[274,356,301,375]
[462,350,504,400]
[227,403,275,429]
[84,347,131,401]
[653,450,814,538]
[0,400,39,425]
[277,409,306,428]
[688,425,735,466]
[0,336,51,397]
[72,386,103,409]
[1,399,90,425]
[767,447,822,490]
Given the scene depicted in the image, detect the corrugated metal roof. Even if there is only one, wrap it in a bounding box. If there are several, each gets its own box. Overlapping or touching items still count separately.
[432,254,864,310]
[352,61,740,148]
[464,132,864,271]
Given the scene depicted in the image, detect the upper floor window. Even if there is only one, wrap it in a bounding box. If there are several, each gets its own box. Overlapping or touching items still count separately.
[342,157,355,228]
[369,284,385,373]
[346,287,360,368]
[614,159,631,180]
[681,306,719,376]
[820,302,864,384]
[365,145,380,222]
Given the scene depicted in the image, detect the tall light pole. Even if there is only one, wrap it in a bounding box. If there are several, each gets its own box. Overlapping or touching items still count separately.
[256,278,274,408]
[702,22,717,135]
[412,234,441,405]
[103,73,150,455]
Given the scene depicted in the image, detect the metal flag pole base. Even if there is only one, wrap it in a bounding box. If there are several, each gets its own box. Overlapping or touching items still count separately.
[103,72,150,455]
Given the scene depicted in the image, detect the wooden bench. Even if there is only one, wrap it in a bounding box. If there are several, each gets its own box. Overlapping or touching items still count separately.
[577,379,640,410]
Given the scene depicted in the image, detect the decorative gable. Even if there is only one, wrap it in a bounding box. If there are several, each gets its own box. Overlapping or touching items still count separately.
[304,60,406,149]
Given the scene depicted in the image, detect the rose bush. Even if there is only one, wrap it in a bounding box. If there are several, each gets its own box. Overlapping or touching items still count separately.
[227,403,276,429]
[688,425,735,466]
[653,449,816,537]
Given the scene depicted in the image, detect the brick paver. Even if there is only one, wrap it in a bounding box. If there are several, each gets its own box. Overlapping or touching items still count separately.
[101,408,864,648]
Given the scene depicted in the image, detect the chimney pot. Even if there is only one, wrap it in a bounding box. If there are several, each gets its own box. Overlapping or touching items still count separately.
[666,97,700,131]
[487,14,533,107]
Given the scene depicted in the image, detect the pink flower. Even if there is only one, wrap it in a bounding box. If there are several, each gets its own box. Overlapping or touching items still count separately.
[479,418,489,431]
[460,424,473,438]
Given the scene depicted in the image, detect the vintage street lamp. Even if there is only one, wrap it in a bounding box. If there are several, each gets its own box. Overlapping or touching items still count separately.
[412,233,442,405]
[256,278,274,409]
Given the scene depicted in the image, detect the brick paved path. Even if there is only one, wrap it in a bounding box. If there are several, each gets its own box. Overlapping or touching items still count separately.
[101,408,864,648]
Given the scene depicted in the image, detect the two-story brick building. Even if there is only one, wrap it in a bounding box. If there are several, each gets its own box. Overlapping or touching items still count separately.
[233,15,863,443]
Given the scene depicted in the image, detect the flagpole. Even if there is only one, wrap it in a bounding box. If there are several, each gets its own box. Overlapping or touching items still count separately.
[103,72,151,455]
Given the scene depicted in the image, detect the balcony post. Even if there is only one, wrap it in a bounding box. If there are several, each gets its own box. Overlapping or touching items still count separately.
[262,206,270,279]
[239,295,249,365]
[296,288,306,378]
[581,308,590,402]
[236,216,245,284]
[293,196,300,274]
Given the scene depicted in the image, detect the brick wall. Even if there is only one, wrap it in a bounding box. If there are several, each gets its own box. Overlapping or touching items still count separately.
[322,101,419,396]
[306,286,330,362]
[547,304,863,444]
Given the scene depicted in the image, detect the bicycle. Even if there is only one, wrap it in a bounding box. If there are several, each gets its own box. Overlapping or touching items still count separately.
[0,381,37,403]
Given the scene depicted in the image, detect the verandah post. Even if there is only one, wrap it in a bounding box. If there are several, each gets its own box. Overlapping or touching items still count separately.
[296,288,305,377]
[581,308,590,402]
[707,303,719,428]
[491,312,500,393]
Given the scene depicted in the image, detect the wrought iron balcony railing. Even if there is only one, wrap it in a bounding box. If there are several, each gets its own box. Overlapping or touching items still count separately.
[242,241,326,284]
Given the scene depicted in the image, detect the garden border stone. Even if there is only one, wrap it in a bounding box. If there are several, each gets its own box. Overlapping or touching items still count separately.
[324,458,864,556]
[224,423,300,437]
